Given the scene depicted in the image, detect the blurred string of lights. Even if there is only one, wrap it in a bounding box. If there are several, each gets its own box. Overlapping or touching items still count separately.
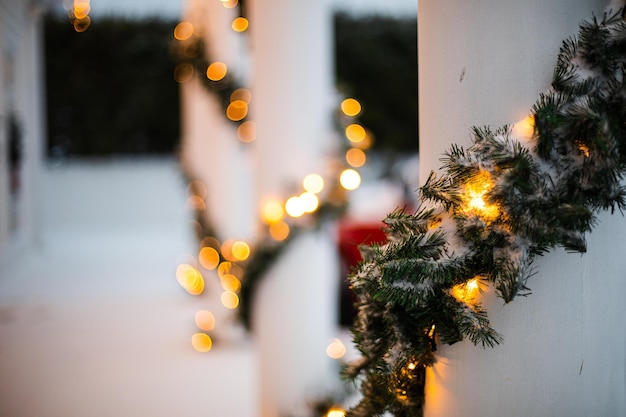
[171,0,375,370]
[64,0,92,32]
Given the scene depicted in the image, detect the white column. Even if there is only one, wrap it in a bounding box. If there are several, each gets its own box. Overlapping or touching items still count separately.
[248,1,340,416]
[180,0,256,242]
[419,1,626,416]
[14,4,45,249]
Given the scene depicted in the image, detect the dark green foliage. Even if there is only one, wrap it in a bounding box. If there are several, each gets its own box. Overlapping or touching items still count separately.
[334,13,418,154]
[44,14,181,156]
[344,8,626,416]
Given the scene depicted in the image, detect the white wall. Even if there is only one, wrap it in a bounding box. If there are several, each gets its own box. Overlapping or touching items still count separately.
[419,0,626,416]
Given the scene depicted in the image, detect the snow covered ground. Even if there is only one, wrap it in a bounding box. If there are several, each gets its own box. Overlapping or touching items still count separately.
[0,158,258,417]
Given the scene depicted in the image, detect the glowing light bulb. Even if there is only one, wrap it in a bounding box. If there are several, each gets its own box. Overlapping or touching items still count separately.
[198,246,220,270]
[345,147,366,167]
[463,171,499,221]
[326,408,346,417]
[226,100,248,121]
[326,338,346,359]
[237,121,256,142]
[174,21,194,40]
[191,333,213,352]
[230,88,251,103]
[300,192,319,213]
[231,240,251,261]
[221,291,240,309]
[285,196,305,218]
[262,199,284,224]
[340,98,361,116]
[513,115,535,140]
[302,173,324,194]
[345,124,366,143]
[232,17,249,32]
[176,264,204,295]
[194,310,216,331]
[340,169,361,191]
[269,221,290,241]
[206,62,227,81]
[452,278,481,302]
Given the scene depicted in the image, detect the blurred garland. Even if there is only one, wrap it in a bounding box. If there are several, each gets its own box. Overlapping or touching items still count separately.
[173,20,374,331]
[343,7,626,416]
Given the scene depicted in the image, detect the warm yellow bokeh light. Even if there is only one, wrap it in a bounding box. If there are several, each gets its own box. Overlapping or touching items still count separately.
[206,62,227,81]
[73,16,91,32]
[345,124,366,143]
[463,171,500,221]
[187,179,208,199]
[221,274,241,292]
[269,221,290,241]
[326,338,347,359]
[174,63,194,83]
[231,240,251,261]
[194,310,216,331]
[220,239,236,262]
[341,98,361,117]
[513,115,535,140]
[198,246,220,270]
[191,333,213,352]
[339,169,361,191]
[302,173,324,194]
[222,0,238,8]
[221,291,240,309]
[73,1,91,19]
[345,147,366,167]
[176,264,205,295]
[237,121,256,143]
[326,408,346,417]
[452,278,481,302]
[185,195,206,210]
[285,196,305,218]
[217,261,233,278]
[353,132,373,150]
[300,192,319,213]
[226,100,248,121]
[232,17,249,32]
[174,21,194,41]
[230,88,252,103]
[262,199,285,224]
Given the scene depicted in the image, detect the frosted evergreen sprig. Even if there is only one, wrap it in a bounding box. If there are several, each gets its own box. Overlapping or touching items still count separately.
[345,7,626,416]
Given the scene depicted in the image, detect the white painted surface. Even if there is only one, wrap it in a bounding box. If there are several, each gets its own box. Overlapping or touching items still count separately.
[0,159,259,417]
[419,1,626,416]
[248,0,341,416]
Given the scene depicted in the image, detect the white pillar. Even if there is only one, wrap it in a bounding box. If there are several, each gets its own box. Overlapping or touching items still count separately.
[248,1,340,416]
[14,4,45,249]
[419,1,626,416]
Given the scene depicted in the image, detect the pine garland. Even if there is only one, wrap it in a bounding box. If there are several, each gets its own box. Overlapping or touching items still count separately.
[344,8,626,416]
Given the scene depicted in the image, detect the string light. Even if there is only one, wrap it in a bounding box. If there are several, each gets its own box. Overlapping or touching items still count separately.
[462,171,499,221]
[191,332,213,352]
[340,98,362,116]
[232,17,249,32]
[339,169,361,190]
[176,264,205,295]
[326,338,347,359]
[326,408,347,417]
[451,278,481,302]
[174,22,194,41]
[66,0,91,32]
[302,173,325,194]
[345,123,366,143]
[345,147,366,167]
[194,310,216,331]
